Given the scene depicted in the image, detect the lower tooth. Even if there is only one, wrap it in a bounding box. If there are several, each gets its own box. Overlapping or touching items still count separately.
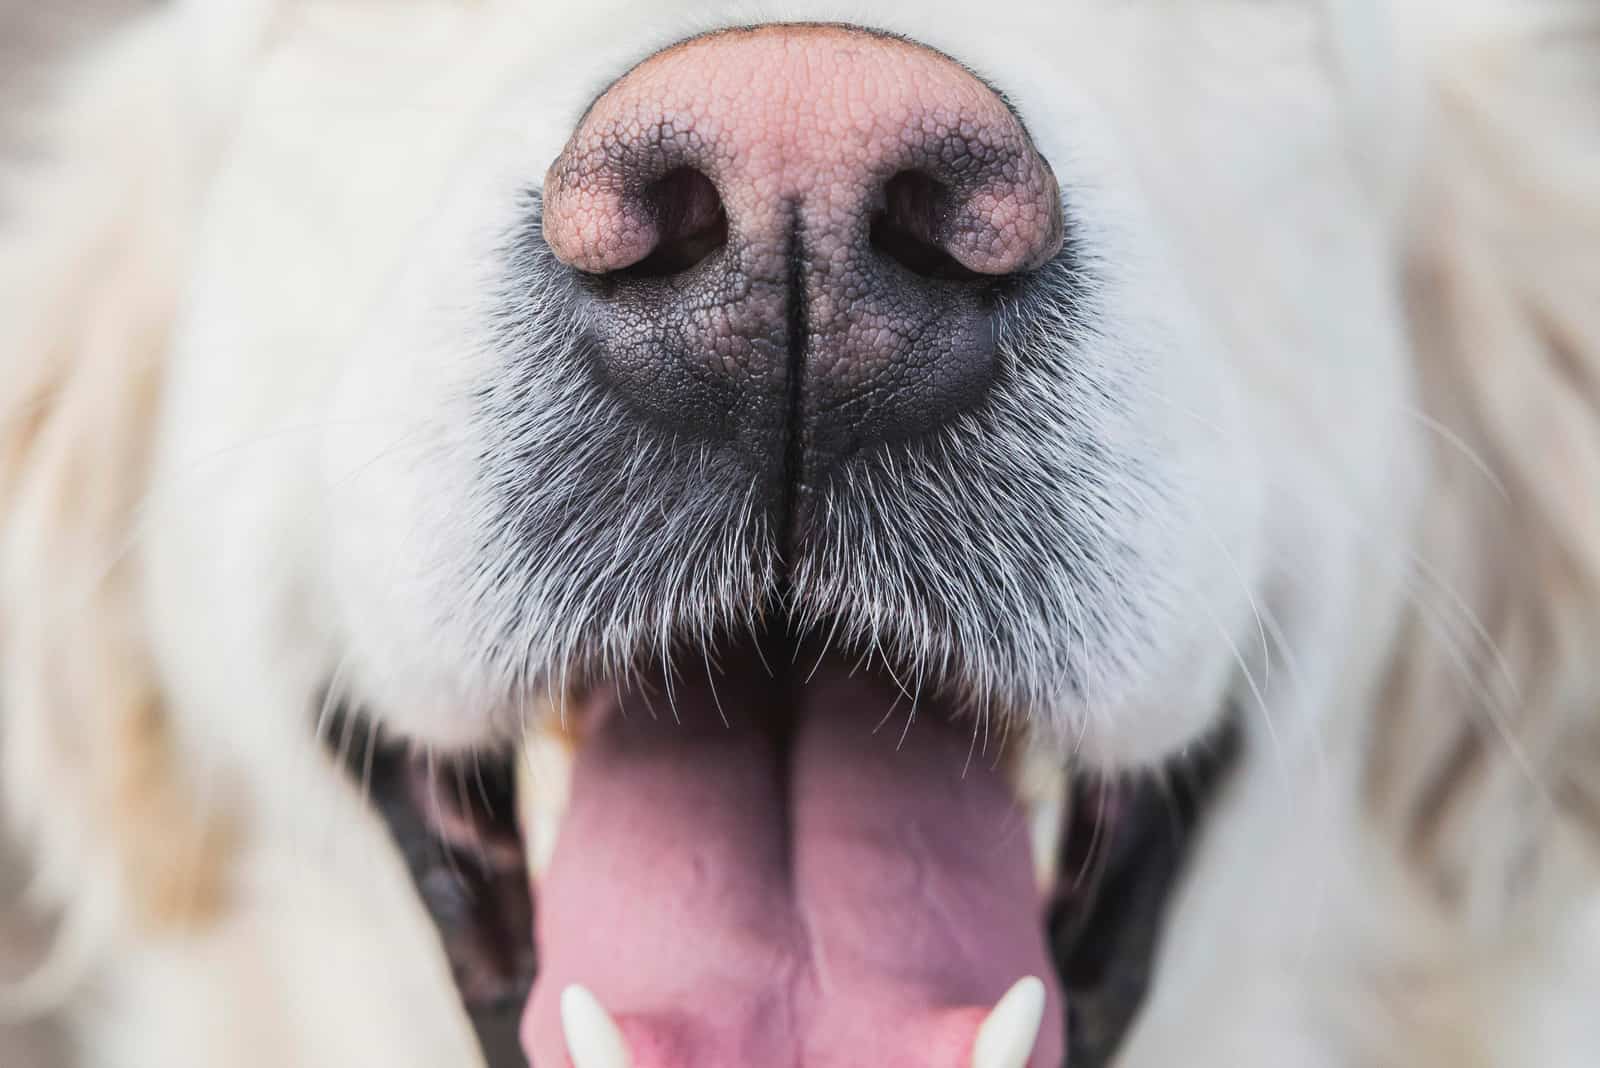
[972,976,1047,1068]
[561,984,632,1068]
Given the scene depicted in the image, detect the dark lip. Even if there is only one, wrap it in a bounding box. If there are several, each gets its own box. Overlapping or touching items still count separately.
[1050,717,1240,1066]
[322,716,536,1059]
[319,698,1238,1068]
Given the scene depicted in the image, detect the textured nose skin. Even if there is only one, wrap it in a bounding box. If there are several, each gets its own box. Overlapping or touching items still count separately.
[541,24,1064,517]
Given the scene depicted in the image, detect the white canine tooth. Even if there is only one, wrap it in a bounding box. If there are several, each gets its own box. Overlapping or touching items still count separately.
[519,722,575,880]
[972,976,1047,1068]
[561,984,631,1068]
[1026,775,1068,895]
[1009,745,1069,894]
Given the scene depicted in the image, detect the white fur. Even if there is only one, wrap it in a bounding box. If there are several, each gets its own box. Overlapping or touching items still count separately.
[2,1,1597,1065]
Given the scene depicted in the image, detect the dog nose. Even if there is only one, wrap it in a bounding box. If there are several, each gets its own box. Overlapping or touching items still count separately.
[542,25,1063,506]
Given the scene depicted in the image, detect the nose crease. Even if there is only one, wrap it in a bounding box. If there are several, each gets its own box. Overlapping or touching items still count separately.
[541,23,1064,534]
[779,204,811,552]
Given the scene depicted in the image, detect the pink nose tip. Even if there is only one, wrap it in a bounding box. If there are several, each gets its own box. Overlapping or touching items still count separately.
[543,24,1063,277]
[538,24,1065,518]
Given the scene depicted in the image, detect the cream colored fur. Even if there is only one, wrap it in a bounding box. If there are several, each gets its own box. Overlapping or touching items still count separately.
[1,2,1596,1065]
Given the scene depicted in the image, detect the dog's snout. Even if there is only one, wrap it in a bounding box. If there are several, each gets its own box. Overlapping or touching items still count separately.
[541,24,1063,500]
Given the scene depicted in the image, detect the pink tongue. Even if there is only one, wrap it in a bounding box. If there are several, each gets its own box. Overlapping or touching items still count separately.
[522,653,1064,1067]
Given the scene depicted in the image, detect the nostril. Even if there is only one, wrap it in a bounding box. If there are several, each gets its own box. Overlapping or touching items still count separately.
[617,167,728,280]
[870,170,987,284]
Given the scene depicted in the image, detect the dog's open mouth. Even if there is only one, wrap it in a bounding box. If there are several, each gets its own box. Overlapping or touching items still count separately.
[333,629,1234,1067]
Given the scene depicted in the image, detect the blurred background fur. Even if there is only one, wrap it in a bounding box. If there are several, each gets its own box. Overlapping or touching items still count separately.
[0,9,147,1065]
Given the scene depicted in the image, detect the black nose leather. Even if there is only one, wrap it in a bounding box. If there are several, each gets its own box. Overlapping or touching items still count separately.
[575,175,1011,466]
